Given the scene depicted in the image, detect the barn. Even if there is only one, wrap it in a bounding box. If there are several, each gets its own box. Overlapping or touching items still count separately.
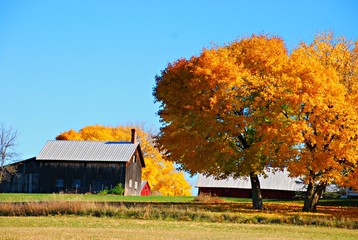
[196,169,306,199]
[0,129,145,196]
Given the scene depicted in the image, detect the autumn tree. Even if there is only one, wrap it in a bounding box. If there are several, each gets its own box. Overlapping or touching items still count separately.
[56,125,192,196]
[0,124,19,183]
[154,35,291,209]
[271,33,358,211]
[154,33,358,211]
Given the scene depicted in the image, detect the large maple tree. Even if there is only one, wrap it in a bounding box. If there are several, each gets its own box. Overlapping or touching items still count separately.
[154,35,290,209]
[153,33,358,211]
[56,125,192,196]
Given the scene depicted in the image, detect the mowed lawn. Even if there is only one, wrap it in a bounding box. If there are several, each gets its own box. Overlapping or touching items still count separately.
[1,216,357,240]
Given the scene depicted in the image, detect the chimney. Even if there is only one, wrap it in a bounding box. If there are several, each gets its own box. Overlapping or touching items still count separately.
[131,129,137,143]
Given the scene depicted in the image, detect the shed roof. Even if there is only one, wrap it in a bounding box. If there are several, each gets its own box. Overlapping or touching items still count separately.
[141,181,150,190]
[196,169,305,192]
[36,140,140,163]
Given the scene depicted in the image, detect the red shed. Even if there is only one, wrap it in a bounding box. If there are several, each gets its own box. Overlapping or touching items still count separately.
[141,181,151,196]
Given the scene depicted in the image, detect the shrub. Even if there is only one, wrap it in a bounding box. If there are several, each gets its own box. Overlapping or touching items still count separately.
[98,183,124,195]
[98,189,109,195]
[322,192,341,199]
[108,183,125,195]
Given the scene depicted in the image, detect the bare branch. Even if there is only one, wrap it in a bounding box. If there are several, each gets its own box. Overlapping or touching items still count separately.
[0,123,20,183]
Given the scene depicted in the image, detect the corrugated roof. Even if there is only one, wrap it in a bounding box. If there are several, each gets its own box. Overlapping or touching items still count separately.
[36,140,139,162]
[196,169,305,192]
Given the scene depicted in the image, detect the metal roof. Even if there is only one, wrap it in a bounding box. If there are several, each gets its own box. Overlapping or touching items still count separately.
[196,169,305,192]
[36,140,139,162]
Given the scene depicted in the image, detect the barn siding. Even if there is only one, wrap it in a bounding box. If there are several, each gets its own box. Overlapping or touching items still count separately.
[38,161,126,193]
[0,158,39,193]
[124,148,143,196]
[0,159,127,194]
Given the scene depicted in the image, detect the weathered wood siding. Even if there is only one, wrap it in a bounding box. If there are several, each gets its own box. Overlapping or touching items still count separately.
[0,158,39,193]
[37,161,126,193]
[124,148,143,196]
[0,158,127,194]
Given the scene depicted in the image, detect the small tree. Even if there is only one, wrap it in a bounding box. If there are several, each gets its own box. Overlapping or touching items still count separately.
[0,124,20,183]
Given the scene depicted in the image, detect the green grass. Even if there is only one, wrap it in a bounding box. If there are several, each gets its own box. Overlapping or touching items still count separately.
[220,197,254,202]
[0,216,357,240]
[1,193,356,207]
[0,193,196,203]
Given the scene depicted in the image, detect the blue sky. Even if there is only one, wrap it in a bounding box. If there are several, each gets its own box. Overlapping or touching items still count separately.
[1,1,357,192]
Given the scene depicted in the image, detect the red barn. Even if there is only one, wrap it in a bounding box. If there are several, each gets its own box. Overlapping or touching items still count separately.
[196,168,305,199]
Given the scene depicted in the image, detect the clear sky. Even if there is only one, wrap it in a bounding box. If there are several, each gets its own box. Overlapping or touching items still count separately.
[1,0,357,191]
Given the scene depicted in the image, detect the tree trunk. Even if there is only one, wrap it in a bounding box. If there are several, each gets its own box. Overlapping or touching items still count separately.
[250,172,264,210]
[303,180,327,212]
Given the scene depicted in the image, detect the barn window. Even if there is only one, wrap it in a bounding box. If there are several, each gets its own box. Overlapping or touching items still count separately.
[55,179,64,188]
[133,155,137,163]
[134,181,138,190]
[72,179,81,188]
[129,179,133,188]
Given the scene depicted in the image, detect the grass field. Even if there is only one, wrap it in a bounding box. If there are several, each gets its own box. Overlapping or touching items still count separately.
[0,195,357,229]
[0,192,357,240]
[0,193,196,203]
[0,216,358,240]
[0,193,356,207]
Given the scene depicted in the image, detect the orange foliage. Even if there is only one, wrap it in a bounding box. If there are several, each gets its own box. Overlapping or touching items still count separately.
[154,33,358,209]
[154,35,293,209]
[283,34,358,206]
[56,125,192,196]
[154,35,290,177]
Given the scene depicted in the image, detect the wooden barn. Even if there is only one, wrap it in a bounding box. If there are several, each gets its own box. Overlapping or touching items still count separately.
[196,169,305,199]
[0,129,145,196]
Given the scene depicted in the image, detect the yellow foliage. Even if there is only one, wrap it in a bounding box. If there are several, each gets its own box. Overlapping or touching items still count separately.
[154,33,358,196]
[283,33,358,188]
[56,125,192,196]
[154,35,291,178]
